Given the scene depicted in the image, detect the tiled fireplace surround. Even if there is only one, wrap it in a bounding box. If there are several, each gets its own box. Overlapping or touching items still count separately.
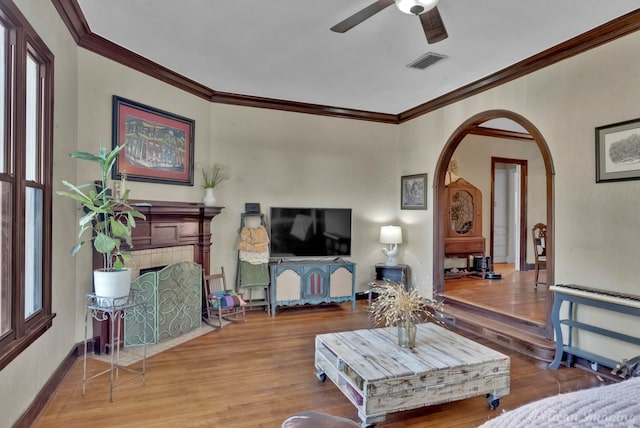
[126,245,195,277]
[92,201,223,354]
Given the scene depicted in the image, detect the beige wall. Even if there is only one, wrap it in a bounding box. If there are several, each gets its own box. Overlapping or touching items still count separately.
[3,0,640,425]
[208,102,401,288]
[4,3,400,425]
[399,30,640,360]
[399,30,640,296]
[0,1,80,426]
[76,49,400,302]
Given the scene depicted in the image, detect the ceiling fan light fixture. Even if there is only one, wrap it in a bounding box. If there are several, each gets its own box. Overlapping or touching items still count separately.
[395,0,439,15]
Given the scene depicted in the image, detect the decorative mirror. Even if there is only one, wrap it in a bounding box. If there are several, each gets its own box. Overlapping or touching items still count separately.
[450,190,474,235]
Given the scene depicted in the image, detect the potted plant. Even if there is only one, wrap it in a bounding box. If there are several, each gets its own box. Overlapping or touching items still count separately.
[201,163,229,206]
[369,281,443,348]
[57,142,145,304]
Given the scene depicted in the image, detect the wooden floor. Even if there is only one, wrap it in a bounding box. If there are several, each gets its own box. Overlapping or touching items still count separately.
[33,300,604,428]
[443,264,547,325]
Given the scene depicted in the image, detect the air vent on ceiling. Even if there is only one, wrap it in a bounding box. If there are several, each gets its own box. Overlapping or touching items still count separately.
[407,52,447,70]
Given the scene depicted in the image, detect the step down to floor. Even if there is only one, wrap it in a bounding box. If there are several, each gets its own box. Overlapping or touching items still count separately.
[439,302,556,363]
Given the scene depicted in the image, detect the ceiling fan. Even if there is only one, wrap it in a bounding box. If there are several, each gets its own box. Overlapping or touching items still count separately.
[331,0,448,44]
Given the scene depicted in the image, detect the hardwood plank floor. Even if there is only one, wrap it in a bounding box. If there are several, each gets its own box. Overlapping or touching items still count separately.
[443,264,547,324]
[33,301,602,428]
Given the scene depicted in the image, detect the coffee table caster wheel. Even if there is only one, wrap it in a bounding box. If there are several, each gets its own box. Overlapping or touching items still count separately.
[316,371,326,382]
[486,393,500,410]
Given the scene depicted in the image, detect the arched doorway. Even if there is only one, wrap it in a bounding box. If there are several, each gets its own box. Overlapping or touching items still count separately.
[433,109,555,338]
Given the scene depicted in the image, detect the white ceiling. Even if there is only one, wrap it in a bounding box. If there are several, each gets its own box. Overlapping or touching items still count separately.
[77,1,639,115]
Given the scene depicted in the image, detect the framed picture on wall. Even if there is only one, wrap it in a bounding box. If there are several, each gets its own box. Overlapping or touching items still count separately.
[112,95,195,186]
[401,173,427,210]
[596,118,640,183]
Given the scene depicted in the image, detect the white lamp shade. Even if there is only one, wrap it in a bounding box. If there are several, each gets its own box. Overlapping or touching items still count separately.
[395,0,439,15]
[380,226,403,245]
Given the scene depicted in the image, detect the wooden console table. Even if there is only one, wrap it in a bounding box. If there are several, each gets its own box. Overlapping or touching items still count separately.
[315,323,510,427]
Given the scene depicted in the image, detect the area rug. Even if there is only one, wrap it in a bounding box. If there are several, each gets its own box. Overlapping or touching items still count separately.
[89,322,223,366]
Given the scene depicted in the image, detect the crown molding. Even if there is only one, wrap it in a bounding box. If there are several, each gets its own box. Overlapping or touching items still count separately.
[398,9,640,123]
[468,127,534,141]
[52,1,640,124]
[210,91,399,123]
[50,0,397,123]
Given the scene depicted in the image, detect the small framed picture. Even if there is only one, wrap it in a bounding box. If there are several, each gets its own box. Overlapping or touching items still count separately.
[401,173,427,210]
[596,118,640,183]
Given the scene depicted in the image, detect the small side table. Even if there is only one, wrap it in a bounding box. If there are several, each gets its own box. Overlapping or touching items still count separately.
[368,264,411,305]
[375,264,410,289]
[84,292,147,402]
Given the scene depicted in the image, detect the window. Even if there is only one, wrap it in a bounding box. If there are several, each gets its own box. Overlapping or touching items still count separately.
[0,0,54,370]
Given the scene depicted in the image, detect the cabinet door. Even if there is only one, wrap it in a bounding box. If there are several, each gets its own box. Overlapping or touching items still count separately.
[302,267,328,299]
[274,268,302,301]
[329,265,353,298]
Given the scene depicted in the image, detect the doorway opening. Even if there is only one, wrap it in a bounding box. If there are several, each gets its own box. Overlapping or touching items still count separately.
[433,110,555,339]
[491,157,527,271]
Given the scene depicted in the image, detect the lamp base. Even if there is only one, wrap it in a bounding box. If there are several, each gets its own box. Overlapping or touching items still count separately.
[381,244,399,266]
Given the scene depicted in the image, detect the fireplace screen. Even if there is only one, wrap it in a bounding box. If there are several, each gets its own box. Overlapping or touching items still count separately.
[125,261,202,346]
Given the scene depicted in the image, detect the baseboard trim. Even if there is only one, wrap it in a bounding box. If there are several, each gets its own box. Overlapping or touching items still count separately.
[12,340,90,428]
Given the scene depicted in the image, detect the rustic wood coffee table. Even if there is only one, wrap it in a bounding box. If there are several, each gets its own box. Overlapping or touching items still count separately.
[315,323,510,427]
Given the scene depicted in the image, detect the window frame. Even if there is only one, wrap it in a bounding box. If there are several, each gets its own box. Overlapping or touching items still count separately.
[0,0,54,371]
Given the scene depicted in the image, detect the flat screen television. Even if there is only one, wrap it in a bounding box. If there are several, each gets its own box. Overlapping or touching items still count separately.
[269,207,352,258]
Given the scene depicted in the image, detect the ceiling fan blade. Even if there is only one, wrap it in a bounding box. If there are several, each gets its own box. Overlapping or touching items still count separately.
[331,0,395,33]
[419,6,448,44]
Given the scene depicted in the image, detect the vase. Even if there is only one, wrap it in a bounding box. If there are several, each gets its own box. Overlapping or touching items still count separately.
[93,268,132,307]
[203,188,216,206]
[397,320,417,348]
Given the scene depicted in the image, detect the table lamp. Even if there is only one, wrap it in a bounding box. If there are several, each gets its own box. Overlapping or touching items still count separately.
[380,225,403,266]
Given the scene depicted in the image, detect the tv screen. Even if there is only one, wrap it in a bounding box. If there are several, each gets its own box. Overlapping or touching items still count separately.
[269,207,352,258]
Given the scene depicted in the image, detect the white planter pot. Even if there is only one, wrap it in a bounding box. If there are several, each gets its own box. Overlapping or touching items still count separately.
[93,268,132,307]
[203,188,216,206]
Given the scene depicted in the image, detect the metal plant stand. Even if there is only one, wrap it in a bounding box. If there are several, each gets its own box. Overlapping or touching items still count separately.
[83,292,147,402]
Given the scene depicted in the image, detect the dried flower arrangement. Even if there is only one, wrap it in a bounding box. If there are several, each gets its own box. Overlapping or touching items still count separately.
[369,281,443,328]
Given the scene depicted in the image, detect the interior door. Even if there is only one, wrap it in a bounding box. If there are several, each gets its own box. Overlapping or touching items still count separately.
[493,168,509,263]
[491,158,526,270]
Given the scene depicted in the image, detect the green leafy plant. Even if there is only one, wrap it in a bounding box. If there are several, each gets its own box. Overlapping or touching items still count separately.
[202,163,229,189]
[57,142,146,271]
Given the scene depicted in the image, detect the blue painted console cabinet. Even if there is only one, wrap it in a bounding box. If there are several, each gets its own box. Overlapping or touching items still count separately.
[549,284,640,370]
[269,260,356,316]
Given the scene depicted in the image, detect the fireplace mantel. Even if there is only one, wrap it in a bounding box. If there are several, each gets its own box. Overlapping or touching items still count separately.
[91,200,223,355]
[92,200,224,276]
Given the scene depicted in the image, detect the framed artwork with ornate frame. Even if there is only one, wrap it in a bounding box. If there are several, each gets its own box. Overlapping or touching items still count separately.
[401,173,427,210]
[112,95,195,186]
[596,118,640,183]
